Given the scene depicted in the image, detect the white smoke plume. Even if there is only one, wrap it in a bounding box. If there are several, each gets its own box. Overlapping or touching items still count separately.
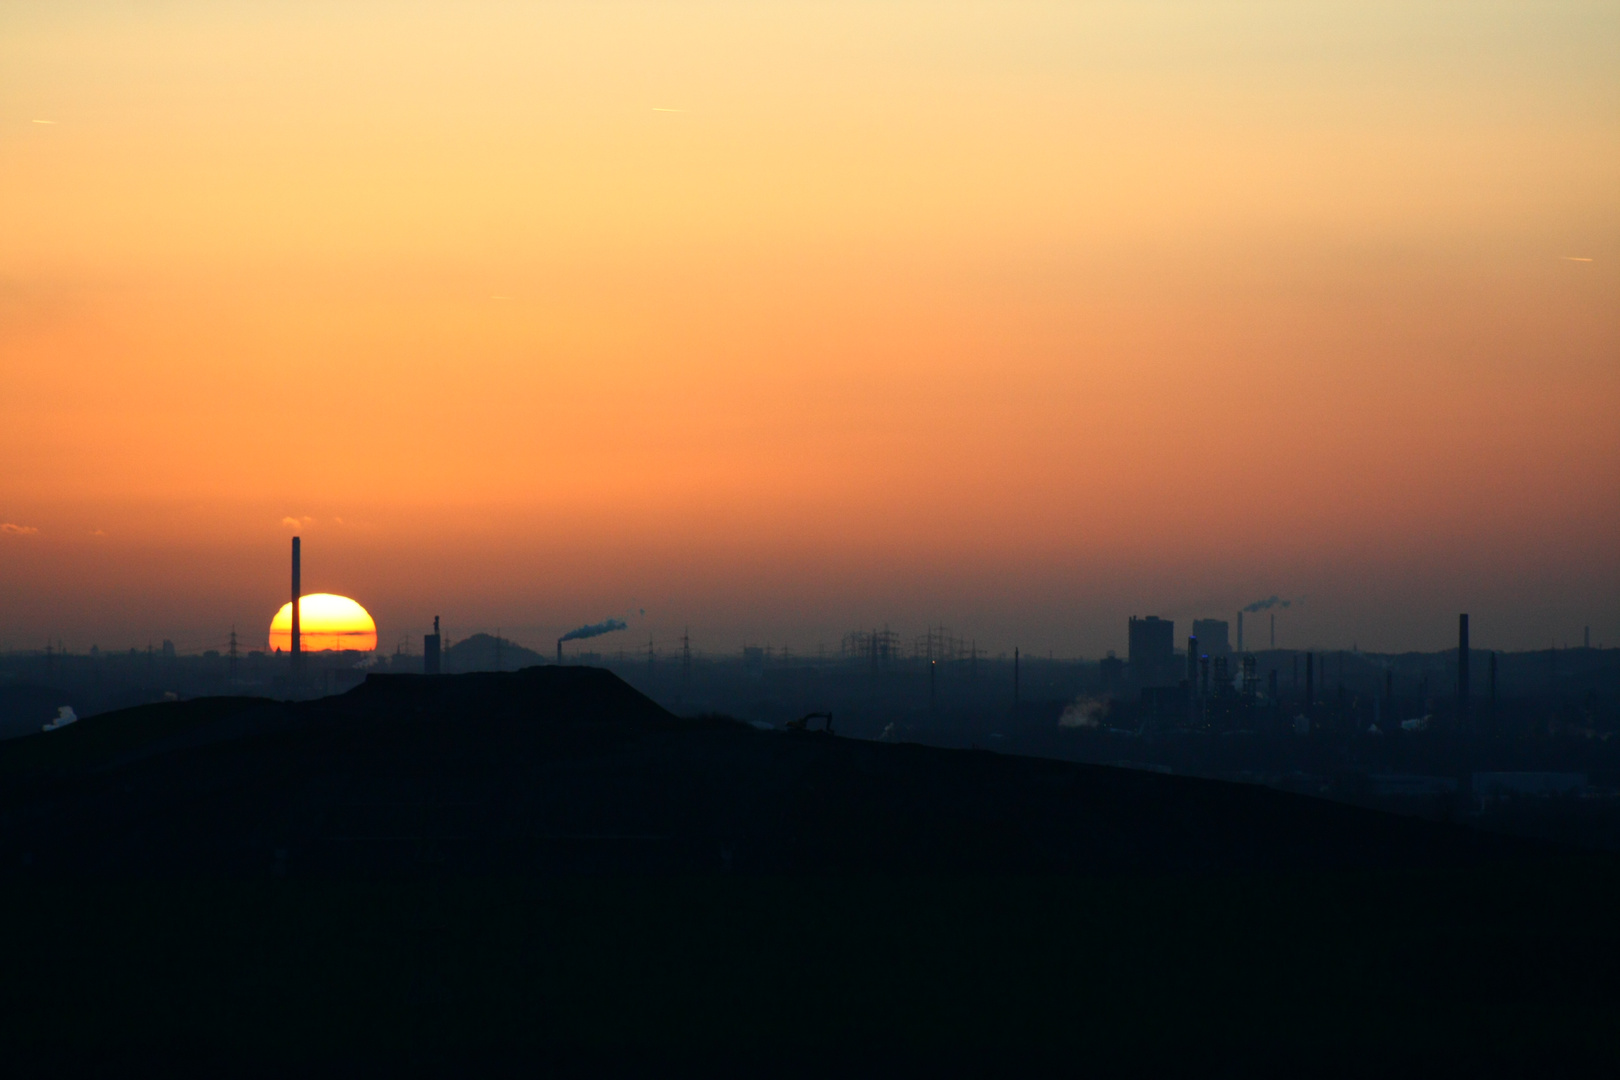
[1058,696,1111,728]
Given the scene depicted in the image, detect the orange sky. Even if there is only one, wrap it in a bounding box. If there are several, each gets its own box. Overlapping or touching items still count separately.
[2,1,1616,656]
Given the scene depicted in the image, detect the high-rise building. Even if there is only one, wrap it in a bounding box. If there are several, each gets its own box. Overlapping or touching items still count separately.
[1192,619,1231,655]
[1128,616,1175,687]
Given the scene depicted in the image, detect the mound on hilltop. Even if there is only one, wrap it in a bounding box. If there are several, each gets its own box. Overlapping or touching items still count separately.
[442,633,548,673]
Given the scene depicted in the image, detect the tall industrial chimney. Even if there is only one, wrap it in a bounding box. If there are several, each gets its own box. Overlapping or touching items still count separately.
[424,615,441,675]
[1458,613,1470,726]
[290,537,302,662]
[557,638,564,665]
[1237,611,1244,653]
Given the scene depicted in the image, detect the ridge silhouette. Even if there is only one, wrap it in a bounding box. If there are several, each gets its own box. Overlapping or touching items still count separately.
[0,666,1541,879]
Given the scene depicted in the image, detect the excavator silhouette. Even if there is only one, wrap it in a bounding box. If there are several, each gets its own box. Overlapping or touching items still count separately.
[785,711,834,734]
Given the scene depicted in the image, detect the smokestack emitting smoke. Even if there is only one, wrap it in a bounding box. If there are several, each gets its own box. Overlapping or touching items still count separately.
[556,617,629,662]
[291,537,301,660]
[1243,596,1292,614]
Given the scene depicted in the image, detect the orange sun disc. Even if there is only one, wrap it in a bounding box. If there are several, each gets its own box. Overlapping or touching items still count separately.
[268,593,378,652]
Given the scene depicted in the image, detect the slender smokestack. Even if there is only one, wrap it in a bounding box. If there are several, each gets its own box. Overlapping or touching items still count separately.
[291,537,301,661]
[1187,636,1198,723]
[557,638,563,664]
[1458,613,1470,726]
[1237,611,1244,653]
[424,615,441,675]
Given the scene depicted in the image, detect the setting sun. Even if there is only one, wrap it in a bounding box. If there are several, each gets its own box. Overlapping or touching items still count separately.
[268,594,377,653]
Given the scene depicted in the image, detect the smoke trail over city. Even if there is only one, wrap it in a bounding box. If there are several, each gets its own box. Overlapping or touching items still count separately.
[1243,596,1292,614]
[559,618,628,643]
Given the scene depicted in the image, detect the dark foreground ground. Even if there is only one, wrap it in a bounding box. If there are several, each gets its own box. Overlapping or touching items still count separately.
[2,668,1617,1074]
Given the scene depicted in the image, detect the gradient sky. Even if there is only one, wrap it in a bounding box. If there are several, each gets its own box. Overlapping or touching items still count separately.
[2,1,1616,658]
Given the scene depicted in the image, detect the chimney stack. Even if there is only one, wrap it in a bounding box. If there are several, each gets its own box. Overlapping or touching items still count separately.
[1237,611,1244,653]
[290,537,302,662]
[424,615,441,675]
[1458,613,1470,726]
[557,638,563,665]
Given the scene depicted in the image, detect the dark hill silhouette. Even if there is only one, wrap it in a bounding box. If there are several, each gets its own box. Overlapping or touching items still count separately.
[0,683,68,741]
[0,665,1544,879]
[442,632,545,673]
[3,666,1619,1071]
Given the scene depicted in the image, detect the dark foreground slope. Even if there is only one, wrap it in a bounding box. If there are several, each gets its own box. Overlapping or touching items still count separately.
[1,667,1617,1072]
[0,666,1550,878]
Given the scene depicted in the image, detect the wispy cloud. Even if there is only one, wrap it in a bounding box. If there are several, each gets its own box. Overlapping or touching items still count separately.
[31,119,56,125]
[1562,256,1594,262]
[1,523,39,535]
[281,515,314,528]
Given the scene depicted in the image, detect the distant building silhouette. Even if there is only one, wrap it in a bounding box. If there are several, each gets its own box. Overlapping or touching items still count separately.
[1192,619,1231,655]
[1099,651,1124,693]
[1128,616,1175,687]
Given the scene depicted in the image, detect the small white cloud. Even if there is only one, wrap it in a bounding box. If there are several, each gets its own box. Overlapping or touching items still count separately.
[32,119,56,125]
[281,515,314,528]
[1,523,39,536]
[1562,256,1594,262]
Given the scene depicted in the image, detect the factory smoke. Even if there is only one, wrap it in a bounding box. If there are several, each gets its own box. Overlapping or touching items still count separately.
[1058,696,1111,729]
[559,618,628,644]
[1242,596,1293,614]
[556,617,629,663]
